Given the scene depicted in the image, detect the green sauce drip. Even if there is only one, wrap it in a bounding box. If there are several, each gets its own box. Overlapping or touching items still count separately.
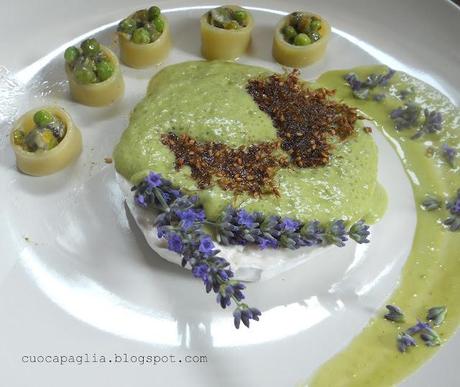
[309,65,460,387]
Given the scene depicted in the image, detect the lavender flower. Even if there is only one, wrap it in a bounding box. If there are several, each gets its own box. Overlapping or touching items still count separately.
[146,172,162,188]
[167,233,184,254]
[444,189,460,231]
[349,220,370,243]
[390,103,420,131]
[411,109,443,139]
[397,332,417,353]
[441,143,457,168]
[326,220,348,247]
[132,173,261,329]
[373,93,386,102]
[300,221,326,245]
[237,210,255,228]
[420,327,441,347]
[344,68,395,101]
[384,305,405,323]
[132,172,373,328]
[176,208,205,230]
[405,320,432,336]
[199,236,215,256]
[134,193,148,208]
[281,218,300,232]
[421,196,442,211]
[233,304,261,329]
[426,306,447,327]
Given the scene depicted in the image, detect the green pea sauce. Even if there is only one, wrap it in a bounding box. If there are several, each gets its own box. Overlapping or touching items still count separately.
[113,61,459,385]
[114,61,384,224]
[308,66,460,386]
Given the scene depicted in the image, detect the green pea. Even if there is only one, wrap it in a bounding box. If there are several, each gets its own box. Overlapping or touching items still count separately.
[33,110,54,128]
[64,46,79,64]
[96,60,114,82]
[153,17,165,33]
[81,38,101,57]
[310,31,321,42]
[150,29,161,42]
[74,65,97,84]
[294,33,311,46]
[233,10,247,26]
[224,20,240,30]
[12,129,25,146]
[283,25,297,41]
[118,18,137,34]
[132,28,151,44]
[148,6,161,20]
[310,19,321,32]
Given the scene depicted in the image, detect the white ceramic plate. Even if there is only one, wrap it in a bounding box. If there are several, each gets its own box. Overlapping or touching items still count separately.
[1,1,459,386]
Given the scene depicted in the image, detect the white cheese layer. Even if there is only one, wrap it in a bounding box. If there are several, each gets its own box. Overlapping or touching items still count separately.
[117,173,330,282]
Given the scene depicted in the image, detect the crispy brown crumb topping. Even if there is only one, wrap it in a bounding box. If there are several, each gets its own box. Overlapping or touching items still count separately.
[161,132,288,196]
[162,70,362,196]
[246,70,360,168]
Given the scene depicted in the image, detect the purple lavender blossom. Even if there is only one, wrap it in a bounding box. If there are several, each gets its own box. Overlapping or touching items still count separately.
[397,332,417,353]
[192,263,210,282]
[411,109,443,139]
[384,304,405,323]
[344,68,395,101]
[444,189,460,231]
[132,172,261,329]
[134,193,148,208]
[167,233,184,254]
[237,210,255,228]
[326,220,349,247]
[390,103,420,131]
[176,208,205,230]
[349,220,370,244]
[441,143,457,168]
[257,236,278,249]
[281,218,300,232]
[199,236,215,256]
[233,305,261,329]
[146,172,162,187]
[405,320,432,336]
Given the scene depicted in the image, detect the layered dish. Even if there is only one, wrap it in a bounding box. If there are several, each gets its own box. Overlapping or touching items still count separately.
[8,4,460,387]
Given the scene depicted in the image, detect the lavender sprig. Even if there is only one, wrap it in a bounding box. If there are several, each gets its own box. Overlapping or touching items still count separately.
[133,172,260,329]
[405,320,432,336]
[441,143,457,168]
[420,327,441,347]
[213,208,369,249]
[421,196,442,211]
[344,67,395,101]
[390,102,421,131]
[133,172,373,326]
[444,189,460,232]
[411,109,443,139]
[325,220,349,247]
[348,220,370,243]
[426,306,447,327]
[397,332,417,353]
[384,304,405,323]
[384,305,447,352]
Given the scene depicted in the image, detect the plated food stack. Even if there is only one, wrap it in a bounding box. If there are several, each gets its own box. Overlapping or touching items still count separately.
[200,5,254,60]
[273,11,331,67]
[64,38,124,106]
[117,6,172,68]
[10,107,82,176]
